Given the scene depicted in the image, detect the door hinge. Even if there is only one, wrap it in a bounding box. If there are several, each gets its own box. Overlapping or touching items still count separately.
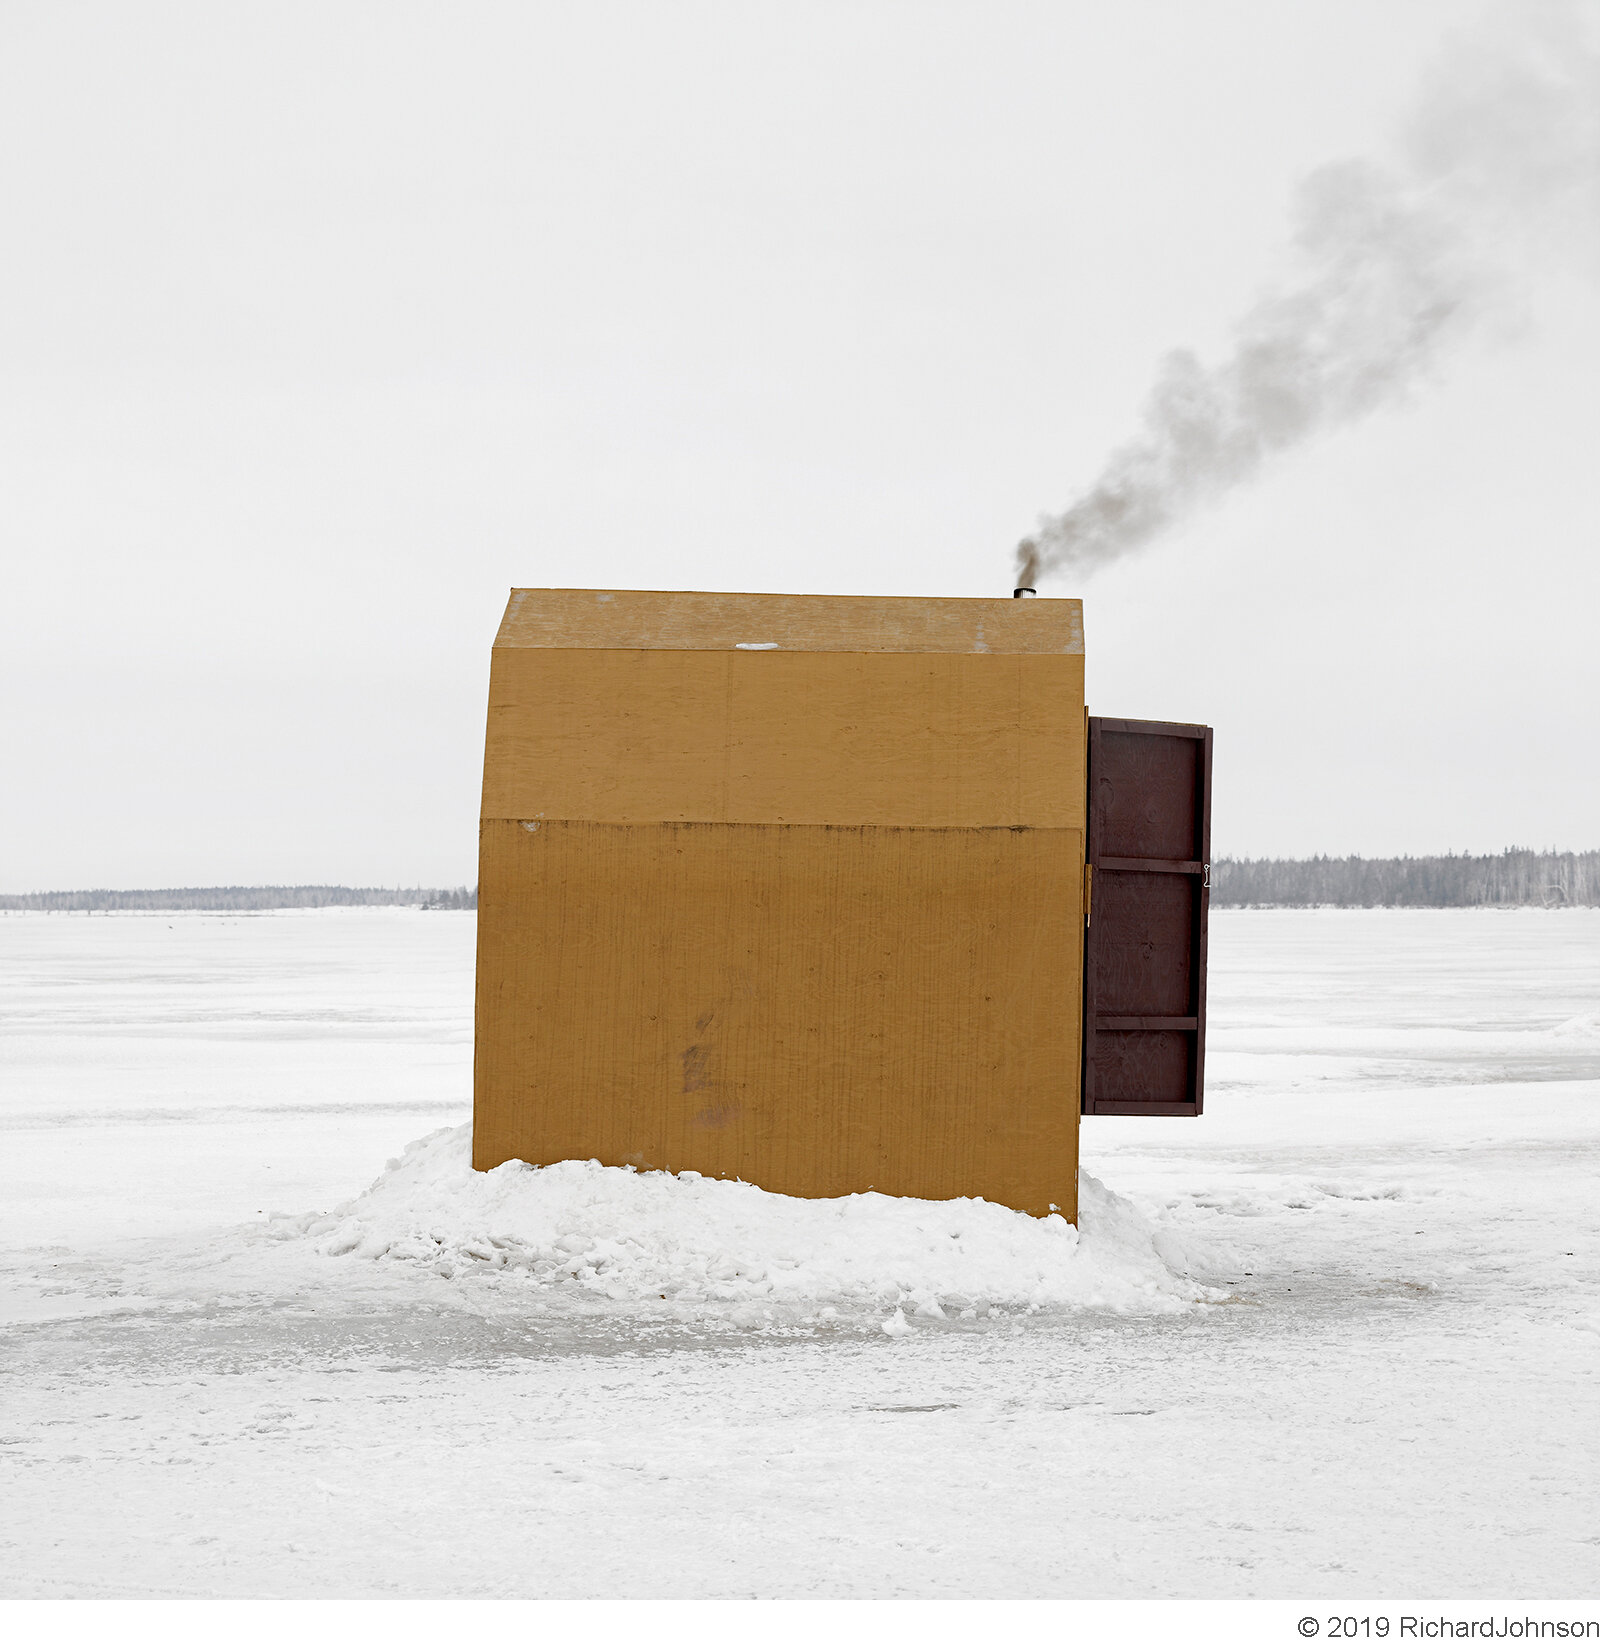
[1084,862,1093,928]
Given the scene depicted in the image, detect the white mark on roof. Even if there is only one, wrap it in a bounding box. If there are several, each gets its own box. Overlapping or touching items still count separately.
[735,642,779,651]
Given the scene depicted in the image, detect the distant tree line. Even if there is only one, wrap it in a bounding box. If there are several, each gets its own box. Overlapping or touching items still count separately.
[8,854,1596,913]
[0,885,478,912]
[1212,850,1600,908]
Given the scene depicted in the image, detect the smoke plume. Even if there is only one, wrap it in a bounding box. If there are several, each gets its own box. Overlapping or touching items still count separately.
[1015,1,1600,590]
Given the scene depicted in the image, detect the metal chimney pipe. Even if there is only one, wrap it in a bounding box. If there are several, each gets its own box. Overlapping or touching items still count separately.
[1012,586,1037,598]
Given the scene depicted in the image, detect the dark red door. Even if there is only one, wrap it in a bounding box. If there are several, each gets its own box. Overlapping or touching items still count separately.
[1082,717,1212,1116]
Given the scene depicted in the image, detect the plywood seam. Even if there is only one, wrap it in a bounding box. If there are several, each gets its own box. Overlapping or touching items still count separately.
[491,645,1086,656]
[480,818,1074,829]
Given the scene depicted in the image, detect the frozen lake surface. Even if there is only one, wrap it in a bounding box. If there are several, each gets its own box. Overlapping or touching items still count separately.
[2,907,1598,1597]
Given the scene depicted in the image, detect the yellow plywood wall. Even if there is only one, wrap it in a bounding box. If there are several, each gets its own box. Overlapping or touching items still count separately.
[474,590,1087,1218]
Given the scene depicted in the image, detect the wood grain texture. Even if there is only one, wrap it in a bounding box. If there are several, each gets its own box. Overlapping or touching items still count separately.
[473,819,1082,1216]
[481,647,1086,828]
[493,587,1084,655]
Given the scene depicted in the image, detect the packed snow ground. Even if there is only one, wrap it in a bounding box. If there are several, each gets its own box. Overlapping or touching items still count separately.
[2,907,1598,1598]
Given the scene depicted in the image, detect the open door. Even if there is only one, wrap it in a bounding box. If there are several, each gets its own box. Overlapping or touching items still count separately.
[1082,717,1212,1116]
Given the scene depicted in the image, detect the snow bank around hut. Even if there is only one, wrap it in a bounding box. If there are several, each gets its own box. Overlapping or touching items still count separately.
[264,1124,1220,1329]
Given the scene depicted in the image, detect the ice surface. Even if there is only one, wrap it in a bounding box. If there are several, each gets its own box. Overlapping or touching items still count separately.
[2,906,1598,1598]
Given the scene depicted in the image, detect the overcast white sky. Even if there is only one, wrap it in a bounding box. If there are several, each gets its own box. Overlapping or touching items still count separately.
[3,0,1596,889]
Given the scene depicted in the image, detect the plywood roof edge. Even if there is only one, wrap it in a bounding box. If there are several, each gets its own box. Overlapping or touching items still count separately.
[492,588,1085,655]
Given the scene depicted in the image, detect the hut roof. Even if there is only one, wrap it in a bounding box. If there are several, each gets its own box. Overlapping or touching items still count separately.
[494,588,1083,655]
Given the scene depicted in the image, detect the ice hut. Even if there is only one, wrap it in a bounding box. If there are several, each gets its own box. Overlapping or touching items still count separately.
[473,589,1211,1221]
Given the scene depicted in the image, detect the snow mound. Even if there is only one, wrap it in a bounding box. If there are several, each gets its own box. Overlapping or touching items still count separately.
[266,1125,1220,1330]
[1550,1011,1600,1045]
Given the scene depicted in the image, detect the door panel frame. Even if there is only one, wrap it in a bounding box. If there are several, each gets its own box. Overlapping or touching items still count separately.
[1082,717,1212,1116]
